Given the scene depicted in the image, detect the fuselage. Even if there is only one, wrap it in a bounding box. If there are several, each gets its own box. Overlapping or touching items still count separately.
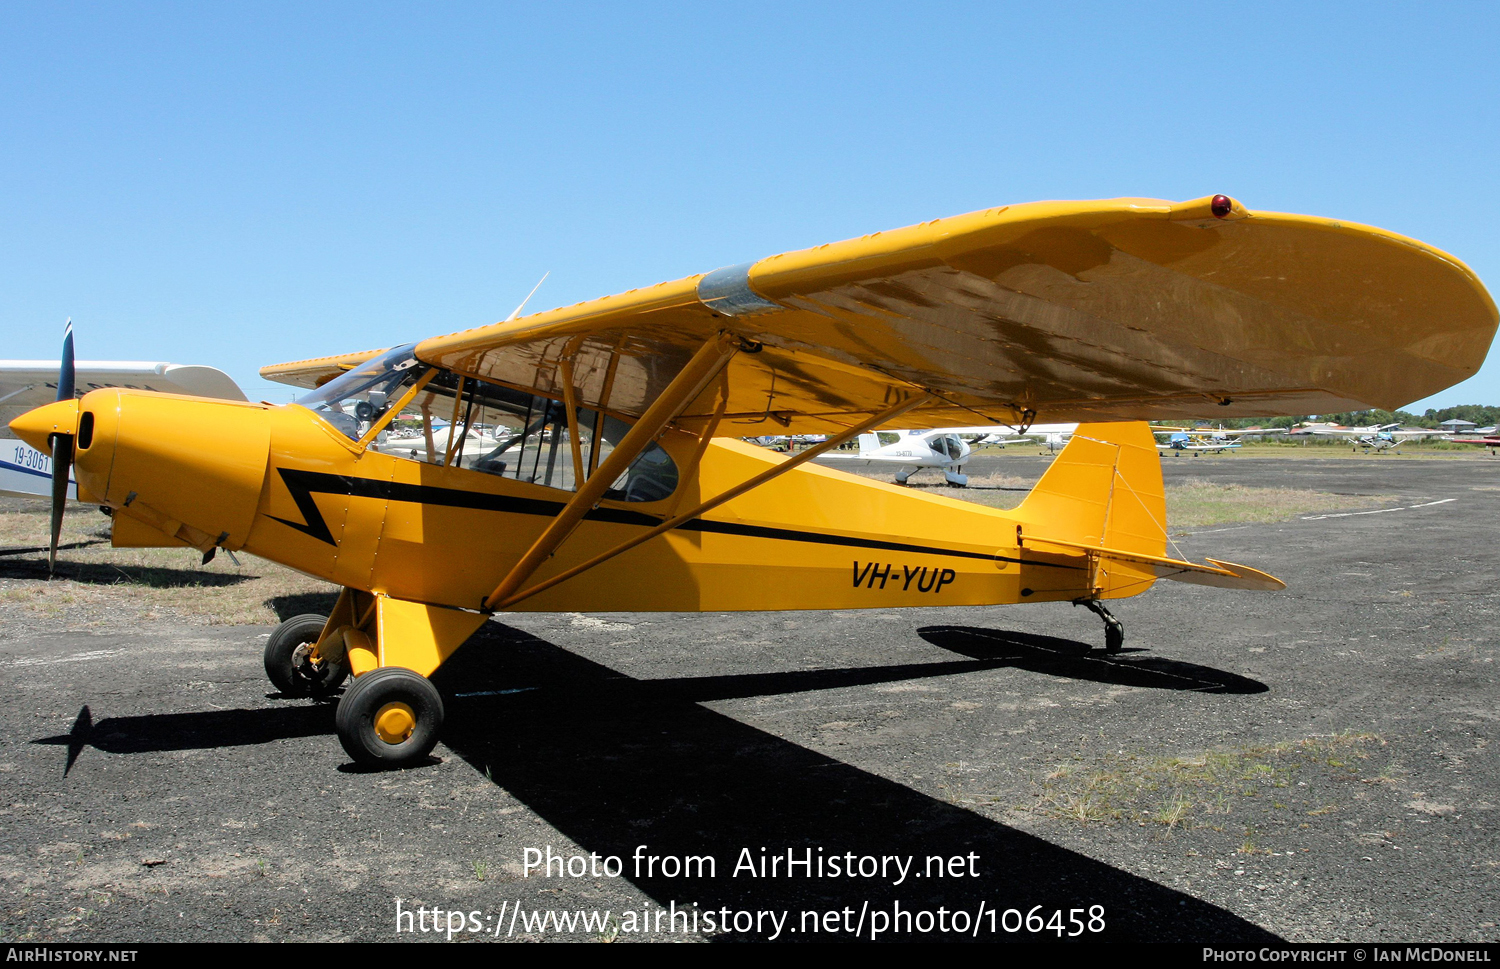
[11,378,1167,615]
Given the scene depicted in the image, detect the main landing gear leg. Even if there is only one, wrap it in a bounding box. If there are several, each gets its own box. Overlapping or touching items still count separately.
[1074,598,1124,653]
[333,595,488,769]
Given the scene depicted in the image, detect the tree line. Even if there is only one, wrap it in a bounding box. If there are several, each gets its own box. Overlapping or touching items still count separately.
[1182,406,1499,430]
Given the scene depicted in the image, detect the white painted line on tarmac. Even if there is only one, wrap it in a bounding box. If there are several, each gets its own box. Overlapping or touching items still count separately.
[454,687,538,698]
[1302,497,1456,521]
[4,648,128,667]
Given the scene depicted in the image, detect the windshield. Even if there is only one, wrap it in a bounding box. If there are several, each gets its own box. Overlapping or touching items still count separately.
[295,345,426,441]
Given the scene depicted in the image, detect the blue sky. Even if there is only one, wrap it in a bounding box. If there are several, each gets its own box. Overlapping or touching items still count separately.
[3,3,1497,412]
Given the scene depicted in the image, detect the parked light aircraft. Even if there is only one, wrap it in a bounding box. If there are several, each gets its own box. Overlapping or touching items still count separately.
[0,338,246,500]
[818,428,975,485]
[1151,426,1266,455]
[817,422,1082,486]
[952,423,1080,451]
[1294,422,1440,453]
[1451,433,1500,453]
[12,195,1498,769]
[1007,424,1078,453]
[1156,431,1242,455]
[1350,427,1402,453]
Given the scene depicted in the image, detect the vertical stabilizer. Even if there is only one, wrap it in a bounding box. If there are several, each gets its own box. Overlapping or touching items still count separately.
[1013,421,1167,598]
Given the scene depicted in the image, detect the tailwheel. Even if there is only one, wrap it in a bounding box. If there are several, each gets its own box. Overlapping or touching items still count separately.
[1103,616,1124,653]
[335,667,444,768]
[264,614,347,697]
[1074,598,1125,653]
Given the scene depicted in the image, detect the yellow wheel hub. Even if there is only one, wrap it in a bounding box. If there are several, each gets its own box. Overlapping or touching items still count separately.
[373,701,416,744]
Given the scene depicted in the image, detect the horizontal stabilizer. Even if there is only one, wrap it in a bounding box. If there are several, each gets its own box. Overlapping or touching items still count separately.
[1023,535,1285,592]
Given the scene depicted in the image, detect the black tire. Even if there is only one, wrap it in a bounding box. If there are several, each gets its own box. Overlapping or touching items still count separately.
[1104,622,1125,653]
[335,667,444,768]
[264,614,346,698]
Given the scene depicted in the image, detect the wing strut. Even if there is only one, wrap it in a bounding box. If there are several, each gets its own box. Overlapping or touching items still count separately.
[481,332,742,611]
[558,351,587,487]
[491,392,931,611]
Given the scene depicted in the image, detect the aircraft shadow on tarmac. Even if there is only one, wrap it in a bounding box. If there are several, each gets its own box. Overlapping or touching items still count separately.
[266,591,343,621]
[33,621,1279,942]
[918,626,1269,694]
[430,623,1280,943]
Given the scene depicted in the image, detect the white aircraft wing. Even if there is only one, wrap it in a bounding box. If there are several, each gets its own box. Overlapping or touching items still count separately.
[1156,441,1242,451]
[1152,426,1269,436]
[920,423,1078,439]
[1,361,247,500]
[1305,424,1438,440]
[1,361,247,427]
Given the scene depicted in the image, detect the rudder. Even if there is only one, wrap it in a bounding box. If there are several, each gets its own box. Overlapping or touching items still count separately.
[1014,421,1167,598]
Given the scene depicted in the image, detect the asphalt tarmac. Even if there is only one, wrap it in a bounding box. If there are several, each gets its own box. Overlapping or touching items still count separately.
[1,454,1496,942]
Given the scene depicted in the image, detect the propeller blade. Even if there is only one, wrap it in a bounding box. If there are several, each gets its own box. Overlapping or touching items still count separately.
[57,318,75,402]
[48,431,74,573]
[48,319,77,574]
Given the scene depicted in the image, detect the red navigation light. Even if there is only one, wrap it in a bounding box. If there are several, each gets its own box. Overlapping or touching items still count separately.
[1211,195,1234,218]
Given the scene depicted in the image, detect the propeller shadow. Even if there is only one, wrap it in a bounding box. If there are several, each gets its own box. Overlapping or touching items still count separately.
[63,705,91,776]
[33,704,336,756]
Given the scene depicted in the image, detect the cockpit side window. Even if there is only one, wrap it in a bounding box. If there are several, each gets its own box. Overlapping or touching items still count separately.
[363,366,678,502]
[932,435,963,460]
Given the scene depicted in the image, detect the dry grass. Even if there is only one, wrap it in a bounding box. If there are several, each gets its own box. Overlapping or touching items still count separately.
[0,506,337,626]
[901,475,1392,525]
[1163,478,1390,527]
[1021,733,1381,829]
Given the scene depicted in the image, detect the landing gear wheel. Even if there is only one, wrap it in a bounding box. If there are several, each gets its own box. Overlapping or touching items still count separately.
[335,667,444,768]
[1104,618,1124,653]
[264,614,347,698]
[1074,598,1125,653]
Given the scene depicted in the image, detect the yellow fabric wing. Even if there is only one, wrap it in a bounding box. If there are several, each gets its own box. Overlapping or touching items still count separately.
[260,348,392,390]
[267,196,1498,434]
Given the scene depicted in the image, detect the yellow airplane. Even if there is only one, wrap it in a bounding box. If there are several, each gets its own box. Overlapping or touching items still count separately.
[11,195,1497,769]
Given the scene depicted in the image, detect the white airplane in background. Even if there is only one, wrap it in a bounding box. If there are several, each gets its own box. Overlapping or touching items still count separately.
[746,434,828,451]
[1151,425,1275,455]
[1,357,246,500]
[815,423,1081,486]
[1003,423,1078,452]
[817,428,974,486]
[958,423,1079,453]
[381,420,506,462]
[1155,430,1242,455]
[1292,422,1443,453]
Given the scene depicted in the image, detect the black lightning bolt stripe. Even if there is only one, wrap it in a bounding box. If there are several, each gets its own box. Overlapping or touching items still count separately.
[268,467,1080,570]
